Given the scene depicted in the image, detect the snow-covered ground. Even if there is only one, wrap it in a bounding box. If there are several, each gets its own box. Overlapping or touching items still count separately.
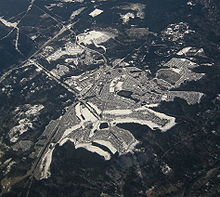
[89,9,103,17]
[9,104,44,143]
[0,17,18,28]
[75,142,111,160]
[77,30,115,45]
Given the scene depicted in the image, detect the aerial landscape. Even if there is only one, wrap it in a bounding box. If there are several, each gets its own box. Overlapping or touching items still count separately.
[0,0,220,196]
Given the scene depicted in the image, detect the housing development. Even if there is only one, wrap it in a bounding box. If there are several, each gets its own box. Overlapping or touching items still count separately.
[0,0,219,196]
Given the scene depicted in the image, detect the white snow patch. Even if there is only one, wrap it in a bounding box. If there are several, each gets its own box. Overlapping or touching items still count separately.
[50,64,70,79]
[110,118,161,131]
[75,142,111,160]
[9,104,44,143]
[202,63,213,67]
[77,30,114,45]
[87,102,102,115]
[115,81,124,91]
[0,17,18,28]
[171,68,181,74]
[120,13,135,24]
[89,9,103,17]
[46,42,84,62]
[70,7,85,19]
[25,104,44,116]
[108,107,176,132]
[39,145,54,180]
[3,159,16,176]
[9,119,33,143]
[93,140,117,154]
[145,103,160,108]
[109,76,125,92]
[103,109,132,115]
[177,47,192,55]
[81,106,97,122]
[142,107,176,132]
[161,163,172,175]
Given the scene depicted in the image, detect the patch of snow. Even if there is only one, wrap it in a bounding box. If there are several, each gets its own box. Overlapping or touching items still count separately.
[70,7,85,19]
[0,17,18,28]
[109,76,125,92]
[177,47,192,55]
[89,8,103,17]
[171,68,181,74]
[103,109,132,115]
[39,146,54,180]
[111,117,161,131]
[9,119,33,143]
[87,102,102,115]
[51,64,70,79]
[46,42,84,62]
[93,140,117,154]
[81,106,97,122]
[25,104,44,116]
[143,108,176,132]
[75,142,111,160]
[77,30,115,45]
[59,124,83,144]
[202,63,213,67]
[187,1,196,6]
[3,159,16,176]
[120,13,135,24]
[9,104,44,142]
[161,163,172,175]
[115,81,124,91]
[117,3,145,21]
[30,35,38,40]
[145,103,160,108]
